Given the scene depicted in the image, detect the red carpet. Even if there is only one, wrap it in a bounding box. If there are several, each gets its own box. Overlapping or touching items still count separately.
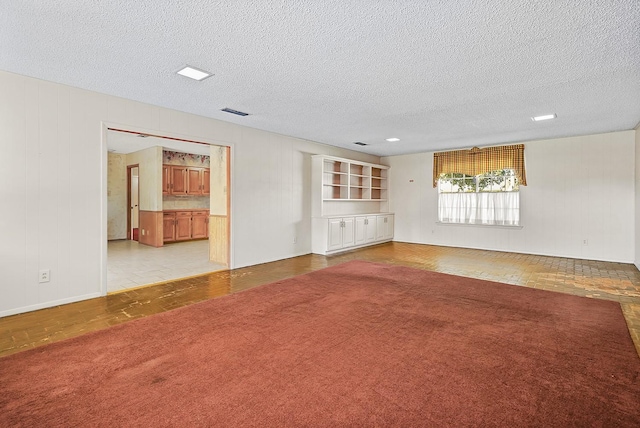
[1,260,639,427]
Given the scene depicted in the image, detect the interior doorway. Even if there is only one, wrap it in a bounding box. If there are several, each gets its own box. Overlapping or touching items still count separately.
[127,165,139,241]
[105,128,231,294]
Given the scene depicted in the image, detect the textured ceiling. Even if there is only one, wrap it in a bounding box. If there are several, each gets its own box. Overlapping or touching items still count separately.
[2,1,639,156]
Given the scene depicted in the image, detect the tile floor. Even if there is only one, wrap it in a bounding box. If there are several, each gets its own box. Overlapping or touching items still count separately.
[2,242,640,358]
[107,239,226,293]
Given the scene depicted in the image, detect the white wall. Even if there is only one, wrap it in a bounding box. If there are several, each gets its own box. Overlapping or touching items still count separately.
[384,131,635,263]
[107,153,127,239]
[0,70,379,316]
[126,146,162,212]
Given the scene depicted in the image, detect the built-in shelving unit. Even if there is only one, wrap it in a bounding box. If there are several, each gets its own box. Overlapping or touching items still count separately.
[320,158,388,202]
[312,155,393,255]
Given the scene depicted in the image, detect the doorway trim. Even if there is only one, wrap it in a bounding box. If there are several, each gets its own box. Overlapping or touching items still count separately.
[101,122,234,297]
[126,164,140,241]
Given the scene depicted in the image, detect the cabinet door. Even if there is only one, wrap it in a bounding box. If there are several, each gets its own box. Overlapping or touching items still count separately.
[376,216,386,241]
[187,168,202,195]
[354,216,366,246]
[342,217,355,248]
[162,213,176,242]
[171,167,188,195]
[191,211,208,239]
[376,215,393,241]
[384,215,394,240]
[365,216,377,243]
[162,165,171,195]
[175,212,192,240]
[202,168,210,195]
[327,218,344,251]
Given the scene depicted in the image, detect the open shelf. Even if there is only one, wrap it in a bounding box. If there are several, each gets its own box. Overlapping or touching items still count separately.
[316,156,388,203]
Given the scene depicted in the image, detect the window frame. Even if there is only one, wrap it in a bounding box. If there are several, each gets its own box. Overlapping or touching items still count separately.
[436,168,522,227]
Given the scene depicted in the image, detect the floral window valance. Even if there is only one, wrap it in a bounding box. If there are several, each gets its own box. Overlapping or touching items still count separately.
[433,144,526,187]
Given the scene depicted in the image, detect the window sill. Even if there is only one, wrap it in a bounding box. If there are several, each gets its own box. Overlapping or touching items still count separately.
[436,221,523,230]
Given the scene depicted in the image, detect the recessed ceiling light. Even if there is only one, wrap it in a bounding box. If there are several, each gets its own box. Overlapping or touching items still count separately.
[531,114,556,122]
[177,66,212,81]
[385,137,400,142]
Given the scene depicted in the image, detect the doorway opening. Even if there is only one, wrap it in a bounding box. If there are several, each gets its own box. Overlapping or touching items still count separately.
[127,165,139,241]
[106,128,230,294]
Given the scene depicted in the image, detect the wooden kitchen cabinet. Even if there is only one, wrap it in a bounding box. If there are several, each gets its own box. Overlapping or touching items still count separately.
[163,210,210,243]
[187,168,201,195]
[163,165,210,196]
[191,210,209,239]
[175,211,192,241]
[162,165,171,195]
[170,167,189,195]
[202,169,210,195]
[163,212,176,242]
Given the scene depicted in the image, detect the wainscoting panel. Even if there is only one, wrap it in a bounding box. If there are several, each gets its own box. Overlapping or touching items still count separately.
[209,215,229,266]
[139,211,163,247]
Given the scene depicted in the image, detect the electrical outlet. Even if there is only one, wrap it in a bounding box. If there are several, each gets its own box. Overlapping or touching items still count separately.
[293,236,297,244]
[582,239,588,246]
[39,269,50,283]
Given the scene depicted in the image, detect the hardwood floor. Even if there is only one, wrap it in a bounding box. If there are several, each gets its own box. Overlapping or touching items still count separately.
[2,242,640,358]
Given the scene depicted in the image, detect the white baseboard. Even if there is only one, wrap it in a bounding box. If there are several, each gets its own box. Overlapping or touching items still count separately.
[0,292,103,318]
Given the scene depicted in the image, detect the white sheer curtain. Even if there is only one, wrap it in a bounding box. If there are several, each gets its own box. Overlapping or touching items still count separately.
[438,192,519,226]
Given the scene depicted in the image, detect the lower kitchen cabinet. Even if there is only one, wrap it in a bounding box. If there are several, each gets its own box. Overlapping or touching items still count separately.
[190,211,209,239]
[175,212,193,241]
[162,212,176,242]
[163,210,209,243]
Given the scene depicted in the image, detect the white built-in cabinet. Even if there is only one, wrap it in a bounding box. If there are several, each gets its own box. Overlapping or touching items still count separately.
[312,155,393,255]
[328,217,355,251]
[376,214,394,241]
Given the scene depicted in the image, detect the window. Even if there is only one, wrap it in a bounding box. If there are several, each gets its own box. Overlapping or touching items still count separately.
[437,169,520,226]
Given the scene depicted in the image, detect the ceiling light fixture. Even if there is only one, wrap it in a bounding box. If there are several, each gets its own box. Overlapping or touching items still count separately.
[531,114,556,122]
[385,137,400,142]
[177,66,213,81]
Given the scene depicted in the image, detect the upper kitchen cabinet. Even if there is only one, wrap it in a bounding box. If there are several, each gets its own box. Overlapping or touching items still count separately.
[186,167,210,195]
[162,150,211,197]
[164,165,210,196]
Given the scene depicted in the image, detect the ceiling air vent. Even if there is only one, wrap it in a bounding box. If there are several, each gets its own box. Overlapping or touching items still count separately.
[354,142,367,146]
[221,108,249,117]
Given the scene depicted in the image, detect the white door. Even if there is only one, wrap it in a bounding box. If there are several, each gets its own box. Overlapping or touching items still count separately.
[130,167,139,240]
